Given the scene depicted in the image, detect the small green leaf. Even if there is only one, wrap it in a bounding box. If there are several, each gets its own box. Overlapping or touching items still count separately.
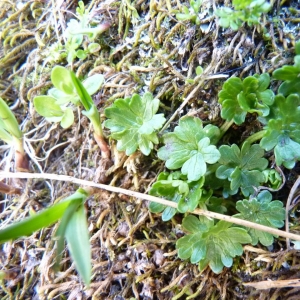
[105,92,165,156]
[216,142,268,196]
[82,74,104,95]
[176,218,251,273]
[88,43,101,53]
[65,203,91,286]
[51,66,75,95]
[60,108,74,128]
[0,97,23,139]
[235,191,285,246]
[149,172,204,218]
[196,66,203,76]
[158,116,220,181]
[76,49,87,60]
[34,96,64,118]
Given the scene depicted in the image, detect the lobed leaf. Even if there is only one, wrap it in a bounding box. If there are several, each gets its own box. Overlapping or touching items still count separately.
[216,142,268,196]
[235,191,285,246]
[158,116,220,181]
[104,92,165,156]
[176,218,251,273]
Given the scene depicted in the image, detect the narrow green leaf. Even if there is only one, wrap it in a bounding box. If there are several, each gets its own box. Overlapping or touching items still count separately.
[70,71,93,110]
[0,97,22,139]
[0,200,73,243]
[65,204,91,286]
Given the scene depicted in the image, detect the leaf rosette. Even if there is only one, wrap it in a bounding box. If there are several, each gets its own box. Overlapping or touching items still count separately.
[218,74,274,125]
[216,142,268,196]
[158,116,220,182]
[176,215,251,273]
[104,92,166,156]
[234,191,285,246]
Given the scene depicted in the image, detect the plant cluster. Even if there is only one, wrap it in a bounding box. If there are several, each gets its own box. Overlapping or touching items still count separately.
[0,0,299,287]
[176,0,271,30]
[46,1,109,64]
[176,0,202,25]
[215,0,271,30]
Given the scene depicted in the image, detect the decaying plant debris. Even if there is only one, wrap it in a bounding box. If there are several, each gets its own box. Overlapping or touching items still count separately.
[0,0,300,299]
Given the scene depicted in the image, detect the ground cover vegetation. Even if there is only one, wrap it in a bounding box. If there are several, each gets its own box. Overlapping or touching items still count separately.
[0,0,300,299]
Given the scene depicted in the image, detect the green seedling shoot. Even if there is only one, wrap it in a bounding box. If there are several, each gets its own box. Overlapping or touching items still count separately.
[0,97,29,171]
[33,66,110,158]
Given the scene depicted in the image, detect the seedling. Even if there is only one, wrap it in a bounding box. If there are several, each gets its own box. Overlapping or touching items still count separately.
[176,0,202,25]
[216,0,271,30]
[104,92,166,156]
[0,97,29,171]
[234,191,285,246]
[33,66,110,158]
[149,171,205,221]
[45,1,110,64]
[157,116,220,181]
[176,216,251,273]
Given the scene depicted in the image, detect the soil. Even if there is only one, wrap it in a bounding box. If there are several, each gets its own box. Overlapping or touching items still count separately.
[0,0,300,299]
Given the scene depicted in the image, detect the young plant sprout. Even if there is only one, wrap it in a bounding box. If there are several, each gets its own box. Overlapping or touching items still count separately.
[33,66,110,159]
[0,97,29,171]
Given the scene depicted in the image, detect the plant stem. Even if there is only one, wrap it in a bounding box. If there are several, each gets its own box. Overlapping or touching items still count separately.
[13,136,29,171]
[219,120,234,140]
[243,130,267,145]
[93,133,111,159]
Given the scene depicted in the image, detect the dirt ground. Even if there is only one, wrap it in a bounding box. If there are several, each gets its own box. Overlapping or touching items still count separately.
[1,0,300,299]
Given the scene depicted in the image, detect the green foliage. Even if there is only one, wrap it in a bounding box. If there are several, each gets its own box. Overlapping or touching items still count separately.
[262,169,282,190]
[176,216,251,273]
[104,92,165,156]
[234,191,285,246]
[0,188,91,285]
[158,116,220,182]
[216,0,271,30]
[149,172,204,221]
[260,93,300,168]
[34,66,104,131]
[176,0,202,25]
[273,41,300,96]
[218,74,274,125]
[45,1,109,64]
[216,142,268,196]
[0,97,23,151]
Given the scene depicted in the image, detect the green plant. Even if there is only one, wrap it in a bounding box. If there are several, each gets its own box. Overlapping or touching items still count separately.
[0,188,91,285]
[259,93,300,168]
[216,0,271,30]
[176,216,251,273]
[33,66,110,158]
[157,116,220,182]
[145,42,300,274]
[176,0,202,25]
[0,97,29,171]
[218,73,274,125]
[45,1,110,64]
[104,92,166,156]
[149,171,205,221]
[216,142,268,196]
[234,191,285,246]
